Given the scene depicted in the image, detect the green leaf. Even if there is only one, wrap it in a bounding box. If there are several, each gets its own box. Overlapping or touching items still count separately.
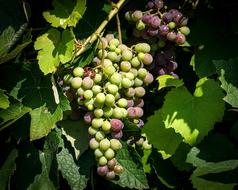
[0,103,31,131]
[186,147,238,190]
[34,29,75,75]
[27,152,56,190]
[0,26,15,55]
[75,46,95,67]
[43,0,86,29]
[143,110,183,157]
[0,149,18,190]
[112,143,149,189]
[0,89,10,109]
[58,120,89,159]
[156,74,184,90]
[57,147,87,190]
[141,149,152,173]
[162,78,225,145]
[214,57,238,108]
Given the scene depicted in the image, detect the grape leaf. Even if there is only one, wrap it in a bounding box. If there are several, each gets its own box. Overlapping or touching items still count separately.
[0,26,15,55]
[0,89,10,109]
[43,0,86,29]
[141,149,152,173]
[112,143,149,189]
[214,58,238,108]
[157,74,184,90]
[143,110,183,157]
[0,149,18,190]
[186,147,238,190]
[162,78,225,145]
[58,120,89,159]
[27,152,56,190]
[34,29,75,75]
[0,103,31,131]
[57,147,87,190]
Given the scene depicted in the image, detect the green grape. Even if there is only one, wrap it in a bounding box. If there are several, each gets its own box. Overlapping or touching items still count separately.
[102,59,113,67]
[92,118,103,128]
[117,98,128,108]
[110,139,122,150]
[99,156,108,166]
[121,108,128,117]
[137,68,147,79]
[107,84,119,95]
[134,77,143,87]
[125,72,134,80]
[77,87,84,96]
[92,85,102,94]
[84,99,94,107]
[89,138,99,150]
[109,44,116,51]
[71,77,83,89]
[95,131,105,141]
[135,87,146,97]
[104,65,116,76]
[129,68,138,77]
[136,20,145,30]
[112,107,124,119]
[134,43,143,52]
[115,48,122,54]
[82,77,94,89]
[107,52,118,62]
[94,148,103,158]
[104,148,115,160]
[137,52,145,62]
[179,26,190,36]
[114,92,121,100]
[122,49,133,61]
[168,21,176,29]
[120,61,131,72]
[122,78,132,88]
[99,138,110,151]
[125,11,132,21]
[88,126,98,136]
[87,104,94,111]
[98,49,108,59]
[141,43,151,53]
[109,38,120,47]
[95,93,106,104]
[110,73,122,85]
[105,94,115,106]
[98,37,108,49]
[118,44,127,51]
[158,40,166,48]
[73,67,84,77]
[94,108,104,118]
[131,56,141,67]
[93,73,102,83]
[102,120,111,131]
[103,107,113,117]
[83,90,93,99]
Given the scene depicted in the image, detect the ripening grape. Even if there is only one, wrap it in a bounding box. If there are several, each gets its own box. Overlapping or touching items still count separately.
[134,99,144,107]
[135,87,146,97]
[167,31,177,41]
[107,158,117,169]
[89,138,99,150]
[110,119,124,132]
[82,77,93,89]
[97,165,109,176]
[134,107,144,118]
[84,112,94,124]
[175,33,186,44]
[105,171,115,180]
[131,10,143,22]
[114,165,124,174]
[120,61,131,72]
[111,130,123,139]
[109,38,120,47]
[98,37,108,49]
[142,53,153,65]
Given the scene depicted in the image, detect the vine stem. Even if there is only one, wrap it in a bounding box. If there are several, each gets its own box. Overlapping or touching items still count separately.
[116,14,122,44]
[75,0,126,57]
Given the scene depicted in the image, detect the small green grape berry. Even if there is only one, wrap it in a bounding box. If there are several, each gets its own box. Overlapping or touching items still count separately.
[110,139,122,150]
[99,138,110,151]
[89,138,99,150]
[99,156,108,166]
[95,131,105,141]
[88,126,98,136]
[102,120,111,131]
[71,77,82,89]
[104,148,115,160]
[94,148,103,158]
[73,67,84,77]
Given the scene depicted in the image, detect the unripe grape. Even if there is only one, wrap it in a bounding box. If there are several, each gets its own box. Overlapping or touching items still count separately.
[77,97,84,105]
[110,139,122,150]
[104,148,115,160]
[98,49,108,59]
[99,138,110,151]
[114,92,121,100]
[105,34,114,42]
[168,21,176,29]
[142,140,152,150]
[102,120,111,131]
[71,77,82,89]
[92,118,103,128]
[89,138,99,150]
[136,20,146,30]
[134,77,144,87]
[125,11,132,21]
[110,119,124,132]
[110,73,122,85]
[102,59,113,67]
[125,87,135,98]
[98,37,108,49]
[117,98,128,108]
[63,74,73,85]
[125,72,135,80]
[92,85,102,94]
[107,84,118,95]
[122,49,133,61]
[77,87,84,96]
[105,94,115,106]
[167,31,177,41]
[99,156,108,166]
[88,126,98,136]
[138,68,147,79]
[122,78,132,88]
[120,61,131,72]
[142,53,153,65]
[141,43,151,53]
[129,68,138,77]
[97,165,109,176]
[105,171,115,180]
[94,148,104,158]
[131,57,141,67]
[95,131,105,141]
[93,73,102,83]
[179,26,190,36]
[83,90,93,99]
[103,107,113,117]
[109,44,116,51]
[82,77,93,89]
[107,158,117,169]
[131,10,143,22]
[118,44,127,51]
[158,40,166,48]
[114,165,124,174]
[144,72,154,85]
[73,67,84,77]
[104,65,116,76]
[107,51,118,62]
[137,52,145,62]
[135,87,146,97]
[109,38,120,47]
[94,108,104,118]
[84,112,94,124]
[115,48,122,54]
[112,107,124,119]
[87,104,94,111]
[95,93,105,104]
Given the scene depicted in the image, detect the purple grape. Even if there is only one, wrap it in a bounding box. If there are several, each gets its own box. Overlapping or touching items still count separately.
[162,12,173,23]
[127,99,134,107]
[158,67,168,75]
[84,112,94,124]
[137,119,144,128]
[127,107,137,119]
[142,14,153,25]
[110,119,124,132]
[179,17,188,26]
[169,9,180,16]
[166,31,177,41]
[166,61,177,73]
[175,33,186,44]
[146,1,154,9]
[97,166,109,176]
[154,0,164,9]
[112,130,123,139]
[173,12,183,24]
[159,25,169,36]
[151,16,161,28]
[146,28,159,36]
[134,107,144,118]
[105,171,116,180]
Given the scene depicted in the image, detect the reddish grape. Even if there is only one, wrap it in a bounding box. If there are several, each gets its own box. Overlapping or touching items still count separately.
[110,119,124,132]
[97,165,109,176]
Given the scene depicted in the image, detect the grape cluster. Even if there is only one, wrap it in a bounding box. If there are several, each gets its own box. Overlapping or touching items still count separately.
[63,34,153,179]
[125,0,190,45]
